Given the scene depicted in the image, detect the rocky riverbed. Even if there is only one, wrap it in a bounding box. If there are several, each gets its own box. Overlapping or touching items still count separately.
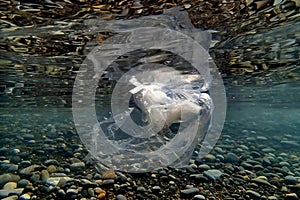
[0,106,299,199]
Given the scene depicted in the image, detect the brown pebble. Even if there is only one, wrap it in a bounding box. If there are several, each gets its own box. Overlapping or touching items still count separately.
[101,171,116,179]
[96,189,106,199]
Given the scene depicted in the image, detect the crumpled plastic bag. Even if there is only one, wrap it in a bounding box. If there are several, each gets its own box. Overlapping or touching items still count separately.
[73,6,226,173]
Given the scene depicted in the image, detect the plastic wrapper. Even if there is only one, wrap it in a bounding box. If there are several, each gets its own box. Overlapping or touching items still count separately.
[72,7,226,173]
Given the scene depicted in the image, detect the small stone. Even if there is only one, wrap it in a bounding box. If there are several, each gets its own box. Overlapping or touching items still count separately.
[180,187,199,198]
[0,174,11,187]
[159,170,168,176]
[7,175,19,183]
[95,189,106,199]
[203,154,216,162]
[66,188,78,195]
[152,186,161,193]
[268,196,278,200]
[88,188,94,196]
[102,179,114,185]
[203,169,223,181]
[23,134,34,140]
[19,161,31,168]
[2,195,18,200]
[44,159,59,166]
[194,194,206,200]
[7,164,18,172]
[0,189,24,198]
[253,165,264,171]
[70,162,85,171]
[198,164,210,171]
[281,141,299,148]
[10,156,20,164]
[57,189,66,196]
[30,174,40,184]
[19,165,40,176]
[102,171,116,179]
[17,179,30,188]
[0,147,9,155]
[137,186,147,193]
[47,165,57,173]
[279,161,290,167]
[41,170,49,183]
[285,193,298,200]
[256,136,267,140]
[183,3,191,9]
[190,174,208,183]
[246,190,261,198]
[281,186,288,192]
[116,194,127,200]
[3,182,17,190]
[11,149,20,155]
[284,175,298,185]
[19,193,31,200]
[224,153,239,163]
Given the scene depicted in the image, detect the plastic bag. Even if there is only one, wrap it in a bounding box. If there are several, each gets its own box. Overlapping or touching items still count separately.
[72,7,226,173]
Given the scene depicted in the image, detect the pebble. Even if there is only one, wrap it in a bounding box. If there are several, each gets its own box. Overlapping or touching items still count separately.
[268,196,278,200]
[194,194,206,200]
[0,174,11,187]
[280,141,299,148]
[6,164,18,172]
[19,165,40,176]
[23,134,35,140]
[285,193,298,200]
[246,190,261,198]
[11,149,20,155]
[88,188,94,196]
[66,188,78,195]
[70,162,85,171]
[203,170,223,181]
[101,171,116,179]
[137,186,147,193]
[44,159,59,166]
[2,195,18,200]
[47,165,57,173]
[180,187,199,198]
[95,189,106,199]
[284,175,298,185]
[102,179,114,185]
[17,179,30,188]
[190,174,209,183]
[19,193,31,200]
[151,186,161,193]
[0,189,24,198]
[57,189,66,196]
[0,147,9,155]
[116,194,127,200]
[198,164,210,171]
[224,153,240,163]
[203,154,216,162]
[30,174,40,184]
[41,170,49,183]
[19,161,31,168]
[3,182,17,190]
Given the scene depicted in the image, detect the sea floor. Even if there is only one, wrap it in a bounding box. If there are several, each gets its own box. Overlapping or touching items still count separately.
[0,82,299,200]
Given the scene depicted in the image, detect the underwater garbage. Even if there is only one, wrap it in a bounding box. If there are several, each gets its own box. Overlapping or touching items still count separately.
[72,7,226,173]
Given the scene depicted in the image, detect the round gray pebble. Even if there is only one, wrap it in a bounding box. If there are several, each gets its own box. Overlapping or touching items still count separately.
[70,162,85,171]
[284,175,298,185]
[116,194,127,200]
[203,169,223,181]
